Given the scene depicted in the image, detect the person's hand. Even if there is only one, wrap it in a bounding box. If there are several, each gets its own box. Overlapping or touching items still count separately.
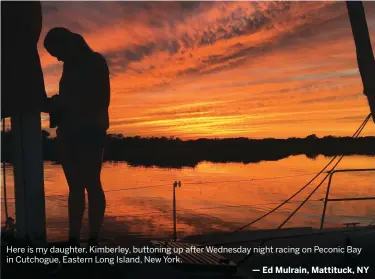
[48,94,61,111]
[41,94,61,114]
[48,95,62,128]
[41,96,51,113]
[50,94,60,102]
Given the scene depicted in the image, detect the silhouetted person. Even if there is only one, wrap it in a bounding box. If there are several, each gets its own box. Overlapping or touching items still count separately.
[44,27,110,247]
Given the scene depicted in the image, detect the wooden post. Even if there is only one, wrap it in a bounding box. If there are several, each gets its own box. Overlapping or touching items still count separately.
[11,112,46,244]
[172,181,181,241]
[346,1,375,123]
[173,181,177,241]
[2,1,47,245]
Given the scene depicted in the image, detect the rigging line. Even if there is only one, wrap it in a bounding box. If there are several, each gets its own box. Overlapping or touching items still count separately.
[278,156,345,229]
[235,113,371,266]
[177,199,324,212]
[1,171,330,200]
[1,156,372,201]
[355,113,372,137]
[29,198,325,216]
[104,183,170,193]
[0,183,172,200]
[201,113,372,245]
[43,183,172,198]
[278,113,371,229]
[2,118,9,220]
[221,157,337,235]
[182,172,327,186]
[234,113,371,233]
[108,207,272,219]
[105,199,324,218]
[50,172,330,195]
[2,115,372,227]
[44,182,199,197]
[2,112,372,203]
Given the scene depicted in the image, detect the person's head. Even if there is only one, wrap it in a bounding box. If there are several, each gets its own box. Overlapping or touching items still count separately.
[44,27,92,62]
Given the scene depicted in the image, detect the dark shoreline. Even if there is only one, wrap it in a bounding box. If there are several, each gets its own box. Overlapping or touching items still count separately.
[2,131,375,168]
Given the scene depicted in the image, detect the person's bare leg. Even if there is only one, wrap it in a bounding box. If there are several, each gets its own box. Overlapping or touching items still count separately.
[80,146,106,245]
[67,177,85,244]
[58,137,86,245]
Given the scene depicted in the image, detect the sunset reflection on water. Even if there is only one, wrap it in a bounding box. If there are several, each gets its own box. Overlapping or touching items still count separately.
[2,155,374,241]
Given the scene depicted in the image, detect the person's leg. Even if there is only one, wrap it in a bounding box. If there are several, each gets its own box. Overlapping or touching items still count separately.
[57,136,86,245]
[79,144,106,245]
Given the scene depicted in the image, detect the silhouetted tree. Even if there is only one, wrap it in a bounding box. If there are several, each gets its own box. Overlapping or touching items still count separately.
[2,130,374,168]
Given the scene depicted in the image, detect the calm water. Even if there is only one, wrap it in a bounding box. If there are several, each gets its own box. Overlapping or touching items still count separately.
[1,155,374,241]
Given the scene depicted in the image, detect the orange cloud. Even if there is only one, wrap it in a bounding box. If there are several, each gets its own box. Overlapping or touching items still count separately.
[39,1,375,139]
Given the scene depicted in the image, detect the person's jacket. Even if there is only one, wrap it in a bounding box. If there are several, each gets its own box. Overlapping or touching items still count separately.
[51,51,110,137]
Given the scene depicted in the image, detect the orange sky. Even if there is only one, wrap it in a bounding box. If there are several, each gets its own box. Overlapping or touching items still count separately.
[38,1,375,139]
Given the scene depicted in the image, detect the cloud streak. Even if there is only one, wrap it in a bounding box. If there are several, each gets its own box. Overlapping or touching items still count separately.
[39,1,375,139]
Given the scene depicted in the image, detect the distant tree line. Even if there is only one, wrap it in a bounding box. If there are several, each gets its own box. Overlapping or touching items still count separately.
[1,130,374,168]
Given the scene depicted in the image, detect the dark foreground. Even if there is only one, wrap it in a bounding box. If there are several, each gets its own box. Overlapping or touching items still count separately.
[2,226,375,279]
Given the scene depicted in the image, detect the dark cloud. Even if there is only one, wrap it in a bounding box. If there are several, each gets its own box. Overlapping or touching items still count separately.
[42,1,357,85]
[197,9,271,47]
[175,67,199,77]
[180,33,195,48]
[168,40,180,54]
[260,1,293,18]
[201,45,260,67]
[124,42,156,61]
[199,30,217,46]
[105,39,183,76]
[158,40,181,55]
[104,42,157,75]
[243,11,271,32]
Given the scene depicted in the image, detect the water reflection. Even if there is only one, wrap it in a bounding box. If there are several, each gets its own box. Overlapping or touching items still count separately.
[2,155,374,241]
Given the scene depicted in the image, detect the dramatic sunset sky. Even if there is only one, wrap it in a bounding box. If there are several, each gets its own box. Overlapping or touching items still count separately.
[38,1,375,139]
